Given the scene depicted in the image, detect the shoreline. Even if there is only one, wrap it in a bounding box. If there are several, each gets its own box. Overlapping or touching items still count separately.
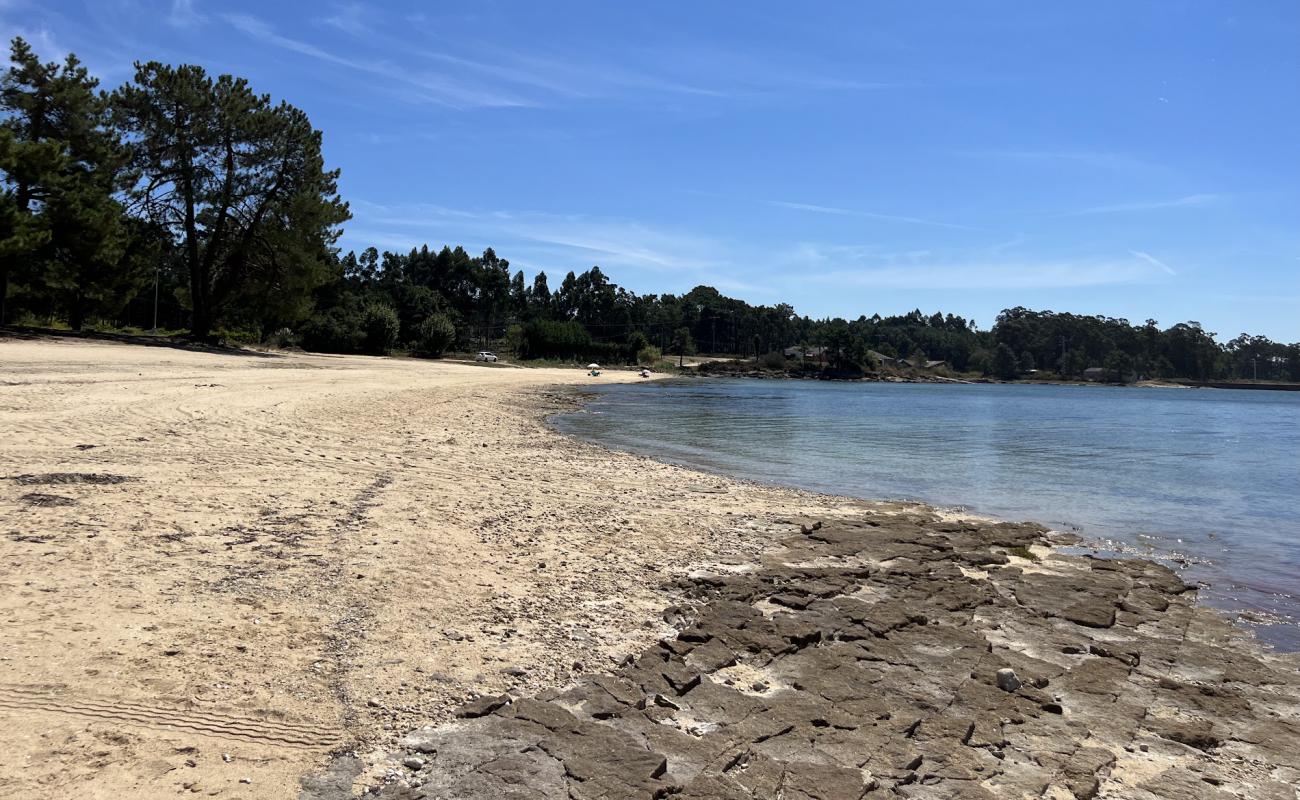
[672,363,1300,391]
[553,378,1300,650]
[2,338,1296,799]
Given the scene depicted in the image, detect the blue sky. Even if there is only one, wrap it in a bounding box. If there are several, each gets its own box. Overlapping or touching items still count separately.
[6,1,1299,340]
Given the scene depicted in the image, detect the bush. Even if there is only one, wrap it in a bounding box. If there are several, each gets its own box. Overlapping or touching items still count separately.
[504,324,524,356]
[216,327,262,345]
[413,313,456,358]
[636,345,662,365]
[301,305,365,353]
[518,319,615,361]
[759,351,786,369]
[362,304,400,355]
[265,327,298,349]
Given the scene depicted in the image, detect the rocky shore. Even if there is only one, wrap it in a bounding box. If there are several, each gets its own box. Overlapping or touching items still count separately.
[320,512,1300,799]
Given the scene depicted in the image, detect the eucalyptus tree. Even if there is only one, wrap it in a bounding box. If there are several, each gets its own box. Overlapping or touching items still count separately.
[112,62,350,340]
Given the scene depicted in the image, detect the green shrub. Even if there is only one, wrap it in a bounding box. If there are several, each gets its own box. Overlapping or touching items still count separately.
[504,324,524,356]
[1006,545,1039,562]
[759,351,786,369]
[301,304,365,353]
[413,313,456,357]
[518,319,615,361]
[265,327,298,349]
[216,327,261,345]
[360,304,400,355]
[636,344,662,365]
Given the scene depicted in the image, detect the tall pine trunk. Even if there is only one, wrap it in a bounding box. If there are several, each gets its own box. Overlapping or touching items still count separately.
[180,165,211,341]
[68,289,85,331]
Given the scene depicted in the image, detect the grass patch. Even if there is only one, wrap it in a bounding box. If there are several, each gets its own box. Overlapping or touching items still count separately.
[1006,545,1040,561]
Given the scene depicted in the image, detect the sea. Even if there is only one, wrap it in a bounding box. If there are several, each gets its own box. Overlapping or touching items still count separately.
[553,379,1300,650]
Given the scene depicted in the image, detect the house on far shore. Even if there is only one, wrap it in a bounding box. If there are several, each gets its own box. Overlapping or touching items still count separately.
[868,350,897,366]
[1082,366,1107,381]
[782,346,828,360]
[902,358,948,370]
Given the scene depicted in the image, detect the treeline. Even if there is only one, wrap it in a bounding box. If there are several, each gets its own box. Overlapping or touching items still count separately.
[3,39,1297,381]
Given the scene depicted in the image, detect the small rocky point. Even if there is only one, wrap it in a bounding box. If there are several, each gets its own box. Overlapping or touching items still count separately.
[305,515,1300,799]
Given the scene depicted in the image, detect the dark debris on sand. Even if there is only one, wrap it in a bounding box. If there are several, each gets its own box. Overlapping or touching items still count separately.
[306,515,1300,800]
[9,472,137,485]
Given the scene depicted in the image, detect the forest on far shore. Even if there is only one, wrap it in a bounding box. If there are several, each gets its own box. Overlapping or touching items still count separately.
[3,38,1297,384]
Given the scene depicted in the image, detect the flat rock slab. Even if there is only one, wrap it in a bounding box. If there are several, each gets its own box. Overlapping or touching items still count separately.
[307,514,1300,799]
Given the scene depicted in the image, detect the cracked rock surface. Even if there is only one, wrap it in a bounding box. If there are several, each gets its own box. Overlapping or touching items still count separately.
[309,514,1300,799]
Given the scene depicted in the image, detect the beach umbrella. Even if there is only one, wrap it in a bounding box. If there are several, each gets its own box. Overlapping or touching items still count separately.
[587,363,600,369]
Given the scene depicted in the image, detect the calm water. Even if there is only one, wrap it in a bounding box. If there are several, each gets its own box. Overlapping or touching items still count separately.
[554,379,1300,650]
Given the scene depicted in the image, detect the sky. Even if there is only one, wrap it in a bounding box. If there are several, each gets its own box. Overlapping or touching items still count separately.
[5,1,1299,341]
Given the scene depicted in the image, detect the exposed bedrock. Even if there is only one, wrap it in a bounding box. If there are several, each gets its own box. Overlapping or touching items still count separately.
[307,515,1300,799]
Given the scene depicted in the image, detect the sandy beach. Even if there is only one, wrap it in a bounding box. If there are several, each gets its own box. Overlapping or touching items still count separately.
[3,336,1298,800]
[0,337,864,799]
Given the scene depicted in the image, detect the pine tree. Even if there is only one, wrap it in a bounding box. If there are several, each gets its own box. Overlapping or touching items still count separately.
[0,37,136,327]
[112,62,350,340]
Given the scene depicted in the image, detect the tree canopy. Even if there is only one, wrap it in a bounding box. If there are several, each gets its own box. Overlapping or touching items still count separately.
[112,61,349,339]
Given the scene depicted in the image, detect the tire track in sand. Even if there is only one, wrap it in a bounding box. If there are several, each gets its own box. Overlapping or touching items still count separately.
[0,684,339,749]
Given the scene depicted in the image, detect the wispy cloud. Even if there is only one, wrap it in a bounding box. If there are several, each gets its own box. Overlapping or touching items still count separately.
[1062,193,1219,217]
[352,203,728,273]
[805,261,1163,290]
[208,1,908,116]
[460,49,726,99]
[988,234,1027,254]
[319,2,370,37]
[623,45,906,97]
[344,204,773,298]
[765,200,979,231]
[792,245,1176,290]
[0,22,69,62]
[167,0,206,29]
[221,13,534,109]
[1128,250,1177,275]
[289,11,887,106]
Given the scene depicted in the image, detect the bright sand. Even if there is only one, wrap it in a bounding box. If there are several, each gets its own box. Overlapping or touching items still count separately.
[0,337,870,799]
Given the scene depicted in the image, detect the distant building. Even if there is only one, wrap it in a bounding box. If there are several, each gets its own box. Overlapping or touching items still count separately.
[868,350,897,365]
[902,358,947,369]
[1082,367,1107,381]
[783,346,828,360]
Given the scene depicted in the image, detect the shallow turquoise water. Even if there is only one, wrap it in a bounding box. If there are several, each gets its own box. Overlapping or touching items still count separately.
[554,379,1300,649]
